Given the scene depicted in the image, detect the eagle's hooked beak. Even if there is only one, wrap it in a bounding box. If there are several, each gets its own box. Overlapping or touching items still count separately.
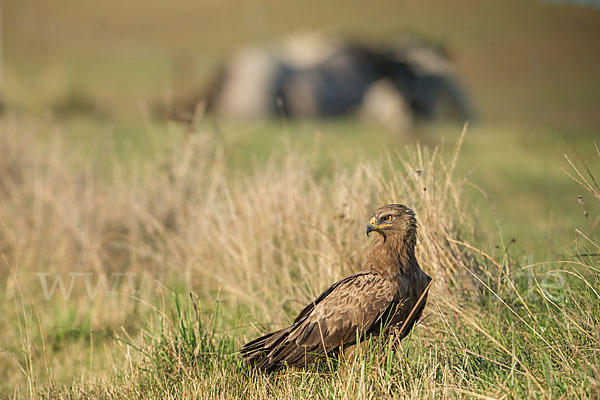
[366,224,375,236]
[366,217,376,236]
[367,217,392,236]
[366,217,390,236]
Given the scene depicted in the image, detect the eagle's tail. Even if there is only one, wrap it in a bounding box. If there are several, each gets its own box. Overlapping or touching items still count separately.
[241,327,292,373]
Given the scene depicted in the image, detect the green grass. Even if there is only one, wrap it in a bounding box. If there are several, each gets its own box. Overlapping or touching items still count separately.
[39,253,600,398]
[1,118,599,398]
[23,112,599,256]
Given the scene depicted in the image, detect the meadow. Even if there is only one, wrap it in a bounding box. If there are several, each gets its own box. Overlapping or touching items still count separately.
[1,118,599,398]
[1,0,600,398]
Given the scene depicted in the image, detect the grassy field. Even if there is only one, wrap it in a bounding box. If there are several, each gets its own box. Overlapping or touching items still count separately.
[1,119,598,399]
[1,0,600,398]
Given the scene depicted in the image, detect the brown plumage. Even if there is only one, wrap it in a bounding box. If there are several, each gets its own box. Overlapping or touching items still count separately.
[241,204,432,372]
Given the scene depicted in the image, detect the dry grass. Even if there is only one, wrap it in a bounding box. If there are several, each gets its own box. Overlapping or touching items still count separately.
[1,119,598,399]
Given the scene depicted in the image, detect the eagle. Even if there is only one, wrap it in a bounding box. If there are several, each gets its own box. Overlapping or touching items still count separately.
[241,204,432,372]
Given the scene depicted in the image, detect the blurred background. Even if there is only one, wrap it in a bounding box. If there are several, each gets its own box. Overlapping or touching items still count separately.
[3,0,600,251]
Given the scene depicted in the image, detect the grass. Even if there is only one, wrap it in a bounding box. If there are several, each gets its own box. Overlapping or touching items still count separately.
[1,118,598,398]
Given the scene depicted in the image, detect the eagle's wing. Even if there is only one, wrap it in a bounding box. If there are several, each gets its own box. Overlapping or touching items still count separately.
[242,271,395,371]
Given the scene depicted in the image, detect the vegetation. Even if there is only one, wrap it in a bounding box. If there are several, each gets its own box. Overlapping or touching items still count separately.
[1,119,598,398]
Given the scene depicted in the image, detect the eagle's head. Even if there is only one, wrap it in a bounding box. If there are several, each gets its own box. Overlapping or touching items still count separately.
[366,204,417,245]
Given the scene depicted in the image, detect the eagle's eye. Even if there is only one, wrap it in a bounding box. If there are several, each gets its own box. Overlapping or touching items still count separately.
[384,215,392,222]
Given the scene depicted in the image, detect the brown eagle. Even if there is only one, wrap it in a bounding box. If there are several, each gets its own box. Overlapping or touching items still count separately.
[241,204,431,372]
